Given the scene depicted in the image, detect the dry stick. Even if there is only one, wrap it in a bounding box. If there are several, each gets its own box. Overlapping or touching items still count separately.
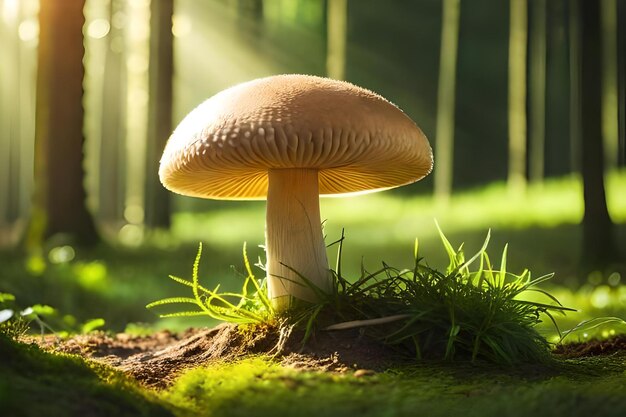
[323,314,412,331]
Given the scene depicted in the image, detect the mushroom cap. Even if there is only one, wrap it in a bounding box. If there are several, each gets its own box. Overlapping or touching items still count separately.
[159,74,433,200]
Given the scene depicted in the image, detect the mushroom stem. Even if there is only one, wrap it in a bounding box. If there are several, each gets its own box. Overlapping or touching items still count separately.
[266,168,331,310]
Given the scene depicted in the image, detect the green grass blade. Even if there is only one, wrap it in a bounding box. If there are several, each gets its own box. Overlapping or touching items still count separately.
[157,311,211,318]
[435,219,459,272]
[460,229,491,274]
[146,297,200,309]
[499,244,508,287]
[560,317,626,342]
[523,288,565,307]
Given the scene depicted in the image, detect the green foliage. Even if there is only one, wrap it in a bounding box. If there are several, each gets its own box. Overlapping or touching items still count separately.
[294,225,575,364]
[0,292,105,340]
[537,283,626,342]
[0,293,30,340]
[147,242,274,324]
[150,227,579,364]
[559,317,626,342]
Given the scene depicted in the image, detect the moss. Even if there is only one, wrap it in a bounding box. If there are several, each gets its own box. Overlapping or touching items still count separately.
[0,334,173,417]
[2,330,625,417]
[163,355,626,417]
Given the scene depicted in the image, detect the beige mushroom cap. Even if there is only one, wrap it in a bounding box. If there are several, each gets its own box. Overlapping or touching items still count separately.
[159,74,433,200]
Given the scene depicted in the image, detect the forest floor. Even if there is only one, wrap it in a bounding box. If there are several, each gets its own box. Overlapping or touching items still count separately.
[39,323,626,388]
[2,324,625,417]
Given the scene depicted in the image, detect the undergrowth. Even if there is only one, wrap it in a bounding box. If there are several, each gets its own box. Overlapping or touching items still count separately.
[0,292,105,340]
[0,332,172,417]
[148,226,577,364]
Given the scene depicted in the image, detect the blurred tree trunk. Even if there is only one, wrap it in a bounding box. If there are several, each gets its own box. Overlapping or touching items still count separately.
[0,3,21,243]
[434,0,460,204]
[507,0,528,195]
[144,0,174,229]
[26,0,99,248]
[579,0,620,268]
[98,0,127,229]
[529,0,546,184]
[568,0,581,173]
[326,0,348,80]
[601,0,619,170]
[619,0,626,166]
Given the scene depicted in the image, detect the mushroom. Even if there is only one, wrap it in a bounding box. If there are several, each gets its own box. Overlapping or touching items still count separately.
[159,74,432,310]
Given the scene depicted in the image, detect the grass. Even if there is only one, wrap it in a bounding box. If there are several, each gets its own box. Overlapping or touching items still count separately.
[148,226,581,364]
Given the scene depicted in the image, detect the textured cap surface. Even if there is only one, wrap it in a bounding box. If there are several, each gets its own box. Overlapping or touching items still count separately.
[159,74,433,199]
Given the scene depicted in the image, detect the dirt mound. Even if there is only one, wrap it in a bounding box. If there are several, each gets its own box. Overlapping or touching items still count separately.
[37,325,626,388]
[40,324,401,388]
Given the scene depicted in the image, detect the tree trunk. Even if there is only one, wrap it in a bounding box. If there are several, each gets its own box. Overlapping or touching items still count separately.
[144,0,174,229]
[529,0,546,184]
[434,0,461,204]
[569,0,582,173]
[326,0,348,80]
[507,0,528,196]
[600,0,619,170]
[0,3,21,234]
[615,0,625,166]
[26,0,99,248]
[579,0,619,268]
[98,0,127,229]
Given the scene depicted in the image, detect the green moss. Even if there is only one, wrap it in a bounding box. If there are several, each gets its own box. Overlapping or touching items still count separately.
[163,356,626,417]
[0,334,173,417]
[2,332,625,417]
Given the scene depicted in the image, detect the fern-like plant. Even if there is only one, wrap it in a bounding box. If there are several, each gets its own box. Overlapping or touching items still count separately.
[147,243,274,324]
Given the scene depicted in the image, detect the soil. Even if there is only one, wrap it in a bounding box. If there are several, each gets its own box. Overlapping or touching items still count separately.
[34,325,626,389]
[553,334,626,358]
[35,324,403,388]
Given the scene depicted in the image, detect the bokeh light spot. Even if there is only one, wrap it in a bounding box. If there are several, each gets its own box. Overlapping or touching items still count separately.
[87,18,110,39]
[48,245,76,264]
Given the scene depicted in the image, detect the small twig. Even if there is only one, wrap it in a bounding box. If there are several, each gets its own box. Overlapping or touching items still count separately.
[322,314,412,331]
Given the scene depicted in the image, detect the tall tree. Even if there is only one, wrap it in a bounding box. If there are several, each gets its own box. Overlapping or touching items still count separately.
[601,0,619,170]
[568,0,581,173]
[326,0,348,80]
[144,0,174,229]
[578,0,620,268]
[0,0,22,241]
[434,0,461,204]
[529,0,546,184]
[507,0,528,195]
[619,0,626,165]
[26,0,99,248]
[98,0,127,228]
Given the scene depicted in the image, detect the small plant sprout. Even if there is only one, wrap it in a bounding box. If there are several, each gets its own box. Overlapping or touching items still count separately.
[0,292,105,340]
[158,74,433,310]
[147,243,274,324]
